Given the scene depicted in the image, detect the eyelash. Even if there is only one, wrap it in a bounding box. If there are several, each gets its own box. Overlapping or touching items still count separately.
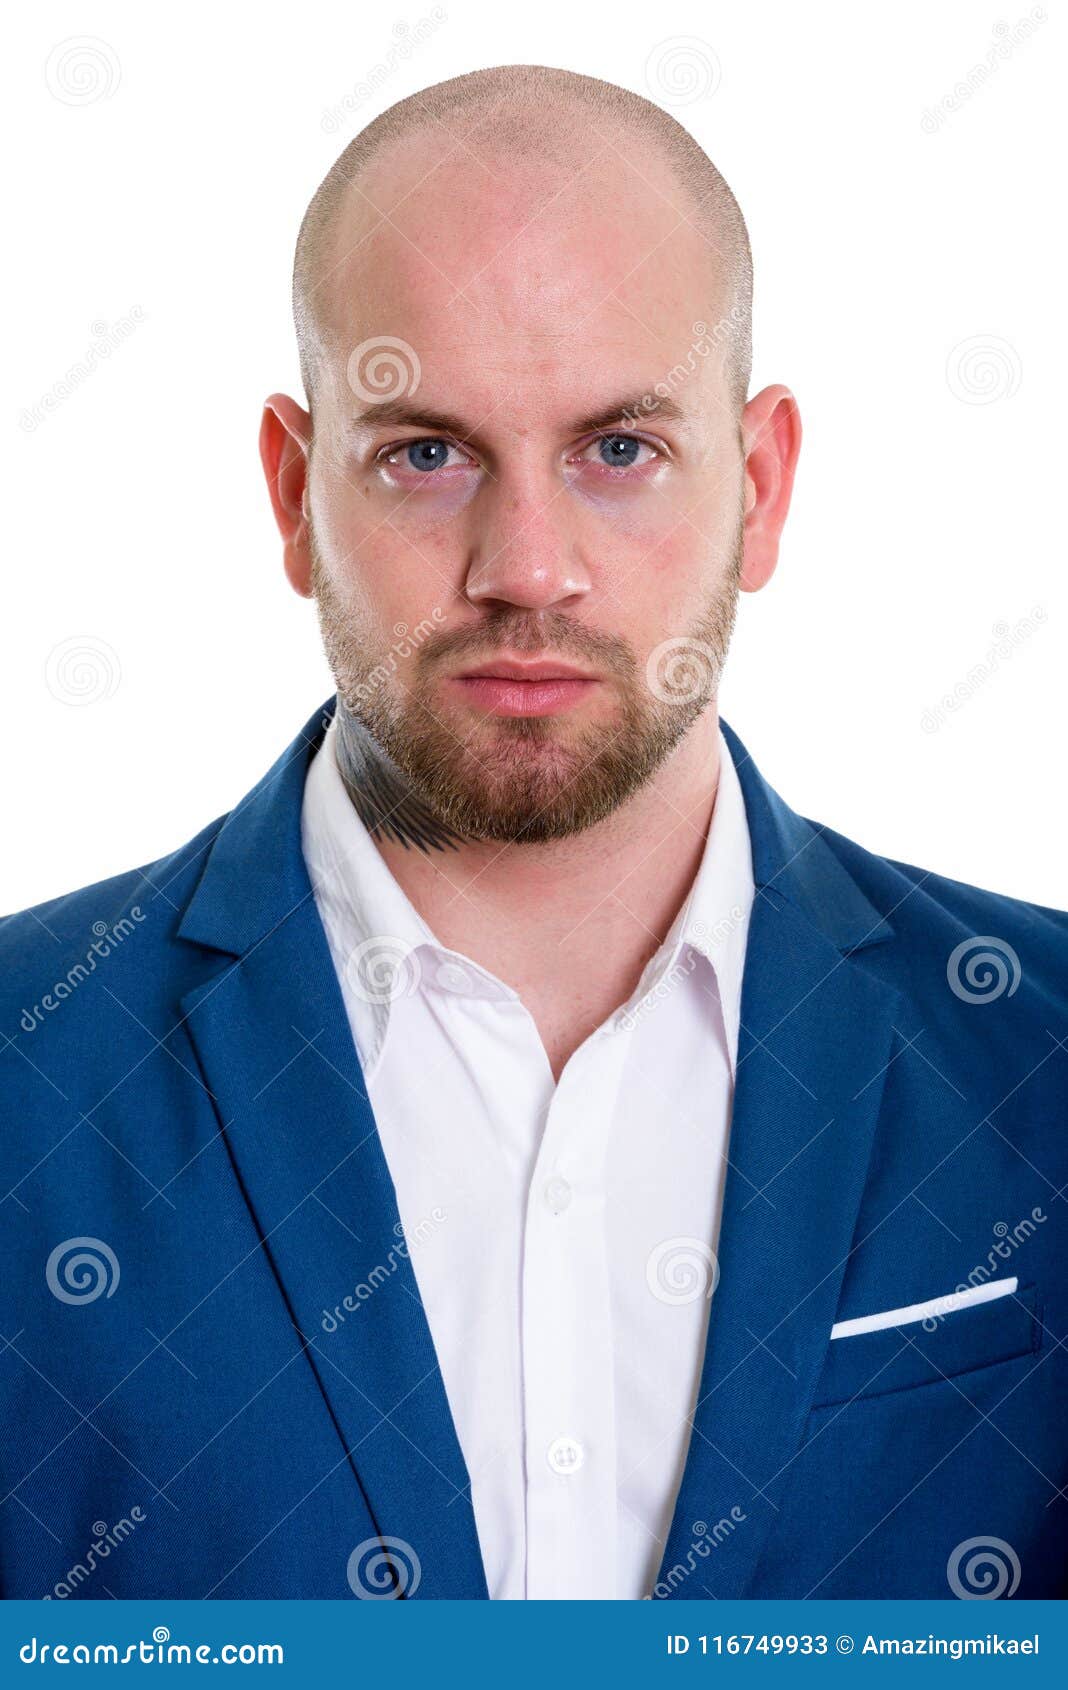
[375,433,665,473]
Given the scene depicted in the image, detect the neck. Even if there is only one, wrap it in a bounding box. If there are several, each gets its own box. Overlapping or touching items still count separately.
[334,701,723,1020]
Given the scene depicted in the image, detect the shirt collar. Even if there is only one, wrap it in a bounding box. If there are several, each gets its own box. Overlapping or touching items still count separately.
[301,716,754,1073]
[300,717,515,1071]
[620,730,755,1069]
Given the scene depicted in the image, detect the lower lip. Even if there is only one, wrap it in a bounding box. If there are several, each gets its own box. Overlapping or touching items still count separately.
[452,676,597,717]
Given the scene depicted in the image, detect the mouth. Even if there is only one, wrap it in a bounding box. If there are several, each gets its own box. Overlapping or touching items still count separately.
[449,656,600,718]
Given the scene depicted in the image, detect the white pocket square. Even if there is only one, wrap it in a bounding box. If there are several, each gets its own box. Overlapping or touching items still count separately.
[830,1276,1018,1339]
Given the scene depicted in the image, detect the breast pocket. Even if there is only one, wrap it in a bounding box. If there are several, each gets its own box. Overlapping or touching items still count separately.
[811,1282,1041,1409]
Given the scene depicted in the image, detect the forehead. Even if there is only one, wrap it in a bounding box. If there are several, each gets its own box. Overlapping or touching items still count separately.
[314,129,731,419]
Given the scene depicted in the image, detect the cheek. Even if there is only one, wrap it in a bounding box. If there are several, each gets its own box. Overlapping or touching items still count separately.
[316,482,457,634]
[606,526,716,640]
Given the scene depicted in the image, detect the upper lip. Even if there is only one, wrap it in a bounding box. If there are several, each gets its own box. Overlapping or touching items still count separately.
[456,658,597,682]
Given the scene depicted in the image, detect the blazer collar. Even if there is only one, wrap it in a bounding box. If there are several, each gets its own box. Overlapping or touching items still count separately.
[720,719,893,957]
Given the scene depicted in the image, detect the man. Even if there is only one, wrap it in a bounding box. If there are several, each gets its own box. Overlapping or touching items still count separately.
[2,64,1065,1603]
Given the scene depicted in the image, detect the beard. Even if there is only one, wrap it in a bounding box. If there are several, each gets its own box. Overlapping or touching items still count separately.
[311,529,741,846]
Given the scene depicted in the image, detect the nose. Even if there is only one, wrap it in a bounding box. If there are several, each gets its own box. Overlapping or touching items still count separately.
[463,474,592,613]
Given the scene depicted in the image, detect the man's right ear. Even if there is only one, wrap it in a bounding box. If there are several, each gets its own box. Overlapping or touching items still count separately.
[259,393,313,597]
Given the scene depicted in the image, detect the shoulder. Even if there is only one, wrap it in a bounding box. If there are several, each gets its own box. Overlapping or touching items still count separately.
[812,818,1068,1012]
[0,815,228,1069]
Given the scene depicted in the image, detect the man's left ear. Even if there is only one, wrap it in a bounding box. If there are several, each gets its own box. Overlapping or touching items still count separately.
[259,393,314,598]
[739,385,802,593]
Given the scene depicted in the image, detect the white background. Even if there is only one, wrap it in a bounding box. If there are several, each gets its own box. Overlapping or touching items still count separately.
[4,0,1064,912]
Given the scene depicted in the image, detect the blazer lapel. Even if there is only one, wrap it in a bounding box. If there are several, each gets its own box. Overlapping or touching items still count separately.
[176,702,488,1599]
[657,725,903,1599]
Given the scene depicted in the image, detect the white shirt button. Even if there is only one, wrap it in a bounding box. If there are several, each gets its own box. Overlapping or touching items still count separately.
[544,1175,572,1214]
[435,961,471,994]
[547,1436,584,1475]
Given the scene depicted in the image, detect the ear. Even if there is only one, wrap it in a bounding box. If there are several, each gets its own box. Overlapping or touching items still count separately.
[259,393,314,597]
[739,385,802,593]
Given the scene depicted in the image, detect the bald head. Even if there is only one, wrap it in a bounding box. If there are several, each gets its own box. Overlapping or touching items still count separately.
[292,63,752,418]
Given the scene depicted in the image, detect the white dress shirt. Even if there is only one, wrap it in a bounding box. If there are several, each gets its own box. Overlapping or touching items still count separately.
[301,717,755,1599]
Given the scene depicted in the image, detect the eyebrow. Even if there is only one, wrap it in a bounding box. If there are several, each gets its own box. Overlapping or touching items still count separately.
[349,392,689,443]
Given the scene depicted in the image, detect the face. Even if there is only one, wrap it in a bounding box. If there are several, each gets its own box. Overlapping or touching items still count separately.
[264,130,798,843]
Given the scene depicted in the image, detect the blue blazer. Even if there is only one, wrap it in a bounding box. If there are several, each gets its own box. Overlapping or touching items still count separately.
[2,703,1066,1600]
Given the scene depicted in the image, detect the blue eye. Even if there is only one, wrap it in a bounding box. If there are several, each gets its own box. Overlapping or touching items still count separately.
[597,434,642,467]
[406,439,451,472]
